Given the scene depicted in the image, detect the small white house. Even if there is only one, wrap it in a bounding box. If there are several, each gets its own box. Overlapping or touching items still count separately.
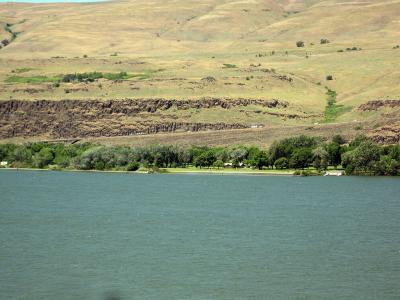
[324,171,344,176]
[0,161,8,167]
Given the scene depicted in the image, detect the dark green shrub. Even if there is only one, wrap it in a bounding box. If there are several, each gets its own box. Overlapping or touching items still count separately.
[1,39,9,46]
[289,148,313,169]
[213,160,224,169]
[33,148,54,168]
[127,162,139,171]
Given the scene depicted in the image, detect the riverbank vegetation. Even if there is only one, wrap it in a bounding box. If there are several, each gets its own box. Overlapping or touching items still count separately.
[0,135,399,176]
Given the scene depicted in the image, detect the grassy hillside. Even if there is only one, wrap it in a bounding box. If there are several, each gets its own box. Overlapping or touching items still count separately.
[0,0,399,144]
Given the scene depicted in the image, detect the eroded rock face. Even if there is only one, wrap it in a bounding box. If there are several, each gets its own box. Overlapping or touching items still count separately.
[368,122,400,144]
[0,97,287,115]
[358,100,400,111]
[0,98,285,139]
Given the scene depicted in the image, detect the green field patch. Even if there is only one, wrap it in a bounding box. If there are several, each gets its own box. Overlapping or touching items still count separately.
[5,75,61,84]
[222,63,237,68]
[129,69,164,80]
[323,88,351,123]
[129,73,152,80]
[5,69,163,84]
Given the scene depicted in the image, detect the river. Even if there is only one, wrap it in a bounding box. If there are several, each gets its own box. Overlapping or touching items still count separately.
[1,170,399,299]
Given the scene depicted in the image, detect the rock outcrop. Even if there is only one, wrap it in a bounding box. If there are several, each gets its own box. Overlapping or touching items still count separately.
[368,122,400,144]
[0,98,286,139]
[358,100,400,111]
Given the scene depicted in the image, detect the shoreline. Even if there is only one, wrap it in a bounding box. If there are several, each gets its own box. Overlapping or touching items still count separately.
[0,167,296,176]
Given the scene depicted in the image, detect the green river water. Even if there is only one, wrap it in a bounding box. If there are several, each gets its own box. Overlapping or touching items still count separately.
[1,170,399,299]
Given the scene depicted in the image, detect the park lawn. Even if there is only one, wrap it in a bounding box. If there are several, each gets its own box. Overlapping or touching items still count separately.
[161,167,295,175]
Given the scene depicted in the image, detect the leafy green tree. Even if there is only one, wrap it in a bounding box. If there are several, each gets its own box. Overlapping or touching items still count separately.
[373,156,399,176]
[230,147,248,167]
[247,148,269,170]
[177,149,191,167]
[12,146,33,165]
[213,160,224,169]
[269,135,317,163]
[189,146,209,164]
[349,135,370,148]
[312,146,329,170]
[326,142,341,168]
[95,161,105,170]
[341,140,381,175]
[74,147,104,170]
[274,157,289,170]
[214,148,228,162]
[387,144,400,161]
[0,144,17,161]
[33,148,54,168]
[194,150,215,168]
[29,142,48,153]
[289,148,313,169]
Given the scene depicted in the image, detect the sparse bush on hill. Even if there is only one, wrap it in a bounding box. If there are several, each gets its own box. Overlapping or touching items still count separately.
[1,39,9,46]
[320,38,330,44]
[393,45,399,49]
[326,75,333,80]
[345,47,361,51]
[222,63,236,68]
[201,76,216,83]
[338,47,362,52]
[296,41,304,47]
[13,68,33,73]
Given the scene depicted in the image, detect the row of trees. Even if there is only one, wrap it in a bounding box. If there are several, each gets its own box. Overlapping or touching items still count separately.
[61,72,129,83]
[0,135,399,175]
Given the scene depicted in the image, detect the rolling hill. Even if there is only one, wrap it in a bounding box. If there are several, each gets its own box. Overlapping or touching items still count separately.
[0,0,400,146]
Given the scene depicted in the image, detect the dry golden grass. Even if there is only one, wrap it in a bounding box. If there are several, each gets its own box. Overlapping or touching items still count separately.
[1,0,400,144]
